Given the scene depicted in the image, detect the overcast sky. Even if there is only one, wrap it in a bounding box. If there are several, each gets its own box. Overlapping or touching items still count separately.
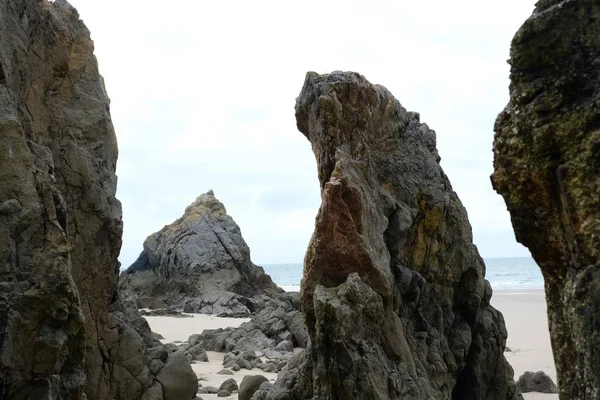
[71,0,537,267]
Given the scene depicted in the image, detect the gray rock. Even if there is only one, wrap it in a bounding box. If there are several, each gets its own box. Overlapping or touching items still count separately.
[274,340,293,353]
[119,191,283,315]
[259,362,278,373]
[0,1,193,399]
[184,344,209,362]
[155,352,198,400]
[192,292,309,357]
[217,368,234,375]
[491,1,600,398]
[516,371,557,394]
[223,351,261,370]
[257,71,522,400]
[239,375,269,400]
[198,386,219,394]
[217,390,231,398]
[219,378,238,392]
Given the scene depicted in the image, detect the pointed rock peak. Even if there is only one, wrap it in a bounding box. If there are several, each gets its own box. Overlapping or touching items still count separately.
[185,189,227,216]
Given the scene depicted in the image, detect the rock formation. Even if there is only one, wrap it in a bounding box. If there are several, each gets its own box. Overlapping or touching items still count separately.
[0,1,195,398]
[192,292,308,372]
[120,190,283,315]
[491,1,600,399]
[258,71,522,400]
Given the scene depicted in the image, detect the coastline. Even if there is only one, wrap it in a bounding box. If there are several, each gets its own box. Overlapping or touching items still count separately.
[144,287,558,399]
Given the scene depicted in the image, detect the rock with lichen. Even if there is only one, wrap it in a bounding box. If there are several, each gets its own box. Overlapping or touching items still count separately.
[256,71,521,400]
[0,0,195,398]
[492,1,600,399]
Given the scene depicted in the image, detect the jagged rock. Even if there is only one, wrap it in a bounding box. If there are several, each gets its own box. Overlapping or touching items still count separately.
[223,351,261,370]
[239,375,270,400]
[257,71,521,400]
[119,191,282,315]
[193,292,308,357]
[219,378,238,392]
[491,1,600,399]
[274,341,294,353]
[0,1,194,399]
[516,371,557,394]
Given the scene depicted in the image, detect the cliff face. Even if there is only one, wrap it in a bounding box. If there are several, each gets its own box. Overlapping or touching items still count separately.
[492,1,600,399]
[259,71,521,400]
[120,191,282,315]
[0,1,195,399]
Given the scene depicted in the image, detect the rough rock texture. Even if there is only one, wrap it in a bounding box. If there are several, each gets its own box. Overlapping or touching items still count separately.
[259,71,521,400]
[194,292,308,355]
[516,371,557,394]
[120,190,282,315]
[155,352,199,400]
[239,375,269,400]
[0,1,194,398]
[491,2,600,399]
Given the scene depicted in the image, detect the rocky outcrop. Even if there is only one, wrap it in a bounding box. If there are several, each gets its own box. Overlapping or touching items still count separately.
[516,371,557,394]
[120,190,282,315]
[0,1,194,399]
[190,292,306,373]
[491,2,600,399]
[258,71,521,400]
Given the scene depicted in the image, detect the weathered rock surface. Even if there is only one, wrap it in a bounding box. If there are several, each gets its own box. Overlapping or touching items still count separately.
[491,2,600,399]
[0,1,194,398]
[194,292,307,355]
[516,371,557,394]
[155,352,199,400]
[120,191,282,315]
[258,71,521,400]
[239,375,269,400]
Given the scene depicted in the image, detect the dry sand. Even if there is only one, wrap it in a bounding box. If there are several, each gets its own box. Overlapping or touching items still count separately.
[145,288,559,399]
[145,314,277,400]
[492,289,558,400]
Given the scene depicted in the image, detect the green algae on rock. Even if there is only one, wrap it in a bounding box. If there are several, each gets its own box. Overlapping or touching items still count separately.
[492,1,600,399]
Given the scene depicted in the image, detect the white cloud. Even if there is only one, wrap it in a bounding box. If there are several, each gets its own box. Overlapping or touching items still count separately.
[71,0,535,267]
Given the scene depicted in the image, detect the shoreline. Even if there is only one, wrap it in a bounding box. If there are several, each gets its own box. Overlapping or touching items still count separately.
[144,287,557,399]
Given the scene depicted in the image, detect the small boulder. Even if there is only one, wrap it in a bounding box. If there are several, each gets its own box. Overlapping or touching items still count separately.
[184,344,209,362]
[198,385,219,394]
[516,371,557,393]
[217,390,231,397]
[155,352,198,400]
[217,369,234,375]
[239,375,269,400]
[274,340,293,352]
[219,378,238,392]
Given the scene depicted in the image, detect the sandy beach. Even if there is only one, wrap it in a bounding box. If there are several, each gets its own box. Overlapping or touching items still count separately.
[492,289,558,400]
[145,288,558,399]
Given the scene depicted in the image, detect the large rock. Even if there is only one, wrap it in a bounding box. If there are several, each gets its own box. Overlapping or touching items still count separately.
[491,2,600,399]
[239,375,269,400]
[516,371,557,394]
[193,292,308,356]
[119,190,282,315]
[0,1,193,398]
[259,71,521,400]
[155,352,198,400]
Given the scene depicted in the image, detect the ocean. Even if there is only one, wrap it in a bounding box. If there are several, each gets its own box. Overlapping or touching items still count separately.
[262,257,543,292]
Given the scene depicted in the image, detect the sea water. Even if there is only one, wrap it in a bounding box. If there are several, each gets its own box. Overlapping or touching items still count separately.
[262,257,544,292]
